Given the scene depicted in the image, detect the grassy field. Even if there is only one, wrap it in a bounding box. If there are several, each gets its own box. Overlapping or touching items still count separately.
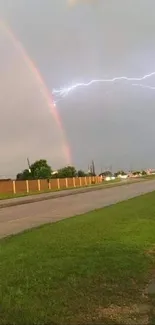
[1,192,155,324]
[143,174,155,180]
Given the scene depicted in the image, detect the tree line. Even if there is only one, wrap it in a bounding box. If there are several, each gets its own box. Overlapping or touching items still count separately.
[16,159,147,181]
[16,159,95,180]
[99,170,147,177]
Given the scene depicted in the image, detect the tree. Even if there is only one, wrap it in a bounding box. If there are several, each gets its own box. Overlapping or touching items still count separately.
[30,160,52,179]
[16,159,52,180]
[132,171,141,176]
[114,170,126,177]
[77,170,86,177]
[141,170,147,176]
[57,166,77,178]
[16,173,23,180]
[99,171,112,177]
[16,169,32,180]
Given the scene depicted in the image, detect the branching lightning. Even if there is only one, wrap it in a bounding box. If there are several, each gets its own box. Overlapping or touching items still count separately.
[53,71,155,102]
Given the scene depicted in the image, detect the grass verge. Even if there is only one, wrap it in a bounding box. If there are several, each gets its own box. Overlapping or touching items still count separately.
[1,192,155,324]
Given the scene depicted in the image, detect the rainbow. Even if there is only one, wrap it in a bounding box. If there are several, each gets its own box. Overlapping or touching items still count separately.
[0,20,71,165]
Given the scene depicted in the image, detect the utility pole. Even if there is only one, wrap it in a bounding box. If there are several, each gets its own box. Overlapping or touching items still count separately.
[91,160,96,176]
[27,158,31,173]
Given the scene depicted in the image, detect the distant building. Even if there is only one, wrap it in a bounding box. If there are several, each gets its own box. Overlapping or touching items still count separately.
[117,174,128,179]
[146,169,155,175]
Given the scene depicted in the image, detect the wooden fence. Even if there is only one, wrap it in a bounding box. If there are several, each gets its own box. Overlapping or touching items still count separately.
[0,176,102,195]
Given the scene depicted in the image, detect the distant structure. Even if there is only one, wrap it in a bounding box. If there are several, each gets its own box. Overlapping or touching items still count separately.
[89,160,96,176]
[146,169,155,175]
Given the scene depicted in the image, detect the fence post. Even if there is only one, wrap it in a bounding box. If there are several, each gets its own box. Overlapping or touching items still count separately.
[37,179,41,191]
[48,180,51,190]
[79,177,82,187]
[26,180,29,193]
[57,178,60,190]
[13,180,16,194]
[85,176,87,186]
[73,177,76,188]
[65,178,68,188]
[89,176,91,185]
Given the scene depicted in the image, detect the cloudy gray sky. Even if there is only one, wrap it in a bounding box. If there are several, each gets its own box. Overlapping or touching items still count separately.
[0,0,155,176]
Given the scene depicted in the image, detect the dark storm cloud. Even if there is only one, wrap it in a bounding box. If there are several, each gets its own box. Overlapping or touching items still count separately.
[0,0,155,176]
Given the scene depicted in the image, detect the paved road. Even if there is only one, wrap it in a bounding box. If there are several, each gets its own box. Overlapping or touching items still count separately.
[0,183,117,208]
[0,180,132,208]
[0,179,155,239]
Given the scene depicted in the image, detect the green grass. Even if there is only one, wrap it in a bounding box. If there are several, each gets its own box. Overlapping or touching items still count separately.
[1,192,155,324]
[142,174,155,180]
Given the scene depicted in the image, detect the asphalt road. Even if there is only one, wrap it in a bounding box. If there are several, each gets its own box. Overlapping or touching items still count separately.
[0,179,155,239]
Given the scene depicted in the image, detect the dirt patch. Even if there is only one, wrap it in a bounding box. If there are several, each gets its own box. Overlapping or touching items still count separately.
[98,303,150,325]
[145,246,155,257]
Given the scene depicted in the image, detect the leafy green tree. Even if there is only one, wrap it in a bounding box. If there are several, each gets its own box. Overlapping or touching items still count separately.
[16,159,52,180]
[114,170,126,177]
[16,169,32,180]
[30,160,52,179]
[57,166,77,178]
[141,170,147,176]
[99,171,112,177]
[16,173,23,180]
[77,170,86,177]
[132,171,141,176]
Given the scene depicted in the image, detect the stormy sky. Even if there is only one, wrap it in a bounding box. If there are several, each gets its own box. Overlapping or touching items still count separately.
[0,0,155,176]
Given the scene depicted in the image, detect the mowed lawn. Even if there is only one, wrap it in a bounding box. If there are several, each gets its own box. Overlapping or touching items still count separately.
[1,193,155,324]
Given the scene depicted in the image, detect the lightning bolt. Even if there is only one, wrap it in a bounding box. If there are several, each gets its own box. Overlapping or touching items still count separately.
[53,71,155,101]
